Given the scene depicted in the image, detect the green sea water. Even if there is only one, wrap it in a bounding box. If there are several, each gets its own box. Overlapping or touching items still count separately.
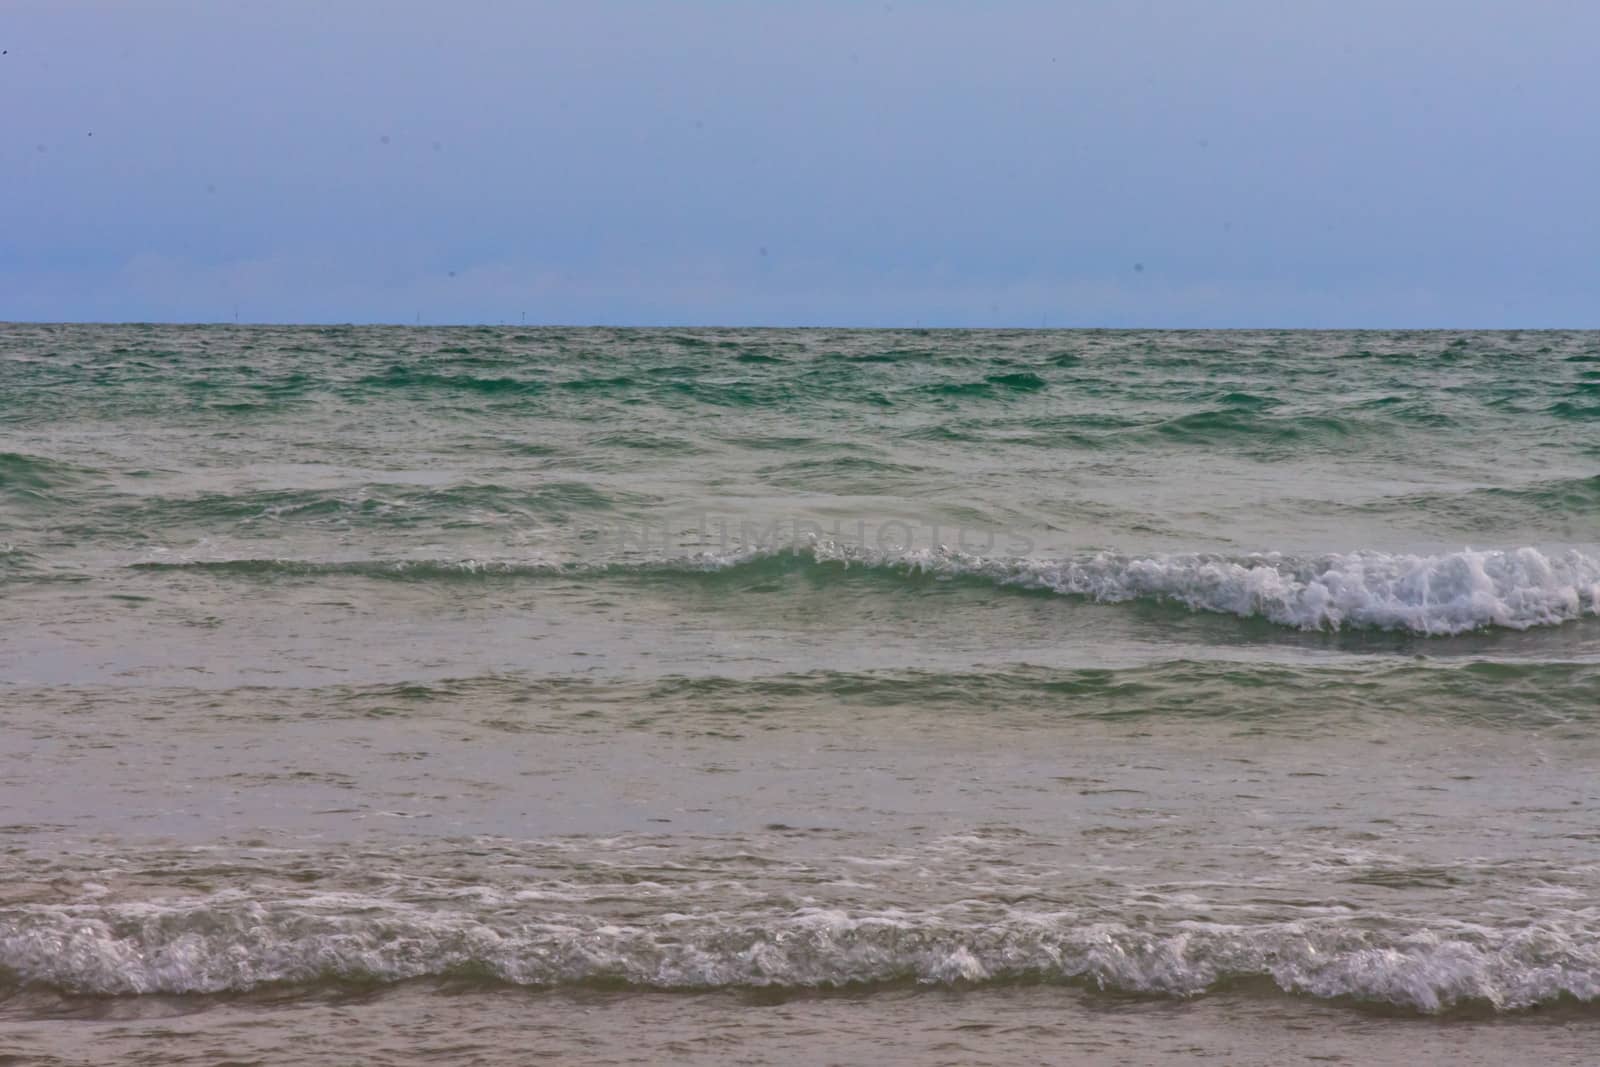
[2,325,1599,1064]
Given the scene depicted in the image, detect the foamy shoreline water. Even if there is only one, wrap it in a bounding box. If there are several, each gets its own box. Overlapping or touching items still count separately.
[4,325,1599,1063]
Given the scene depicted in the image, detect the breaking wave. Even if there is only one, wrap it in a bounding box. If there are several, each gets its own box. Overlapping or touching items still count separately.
[130,543,1600,636]
[2,898,1596,1014]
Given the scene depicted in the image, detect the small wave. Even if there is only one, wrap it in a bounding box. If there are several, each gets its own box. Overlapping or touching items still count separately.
[757,456,934,493]
[2,899,1596,1013]
[586,430,704,454]
[358,366,545,395]
[828,347,932,363]
[99,482,645,531]
[636,660,1600,725]
[664,379,768,407]
[130,557,570,580]
[794,543,1600,634]
[1353,476,1600,533]
[0,544,41,578]
[1152,409,1357,444]
[0,451,89,495]
[127,544,1600,635]
[987,371,1047,391]
[557,374,637,392]
[1176,389,1278,411]
[927,372,1048,398]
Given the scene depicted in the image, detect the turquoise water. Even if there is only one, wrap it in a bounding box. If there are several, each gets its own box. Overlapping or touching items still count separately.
[2,325,1599,1062]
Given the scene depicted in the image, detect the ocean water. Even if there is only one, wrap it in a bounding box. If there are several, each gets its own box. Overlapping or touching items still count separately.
[2,323,1599,1065]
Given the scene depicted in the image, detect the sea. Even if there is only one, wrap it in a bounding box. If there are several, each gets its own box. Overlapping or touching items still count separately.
[2,324,1598,1065]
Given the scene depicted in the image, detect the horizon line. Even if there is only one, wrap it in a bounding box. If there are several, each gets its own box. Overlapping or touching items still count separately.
[1,319,1592,332]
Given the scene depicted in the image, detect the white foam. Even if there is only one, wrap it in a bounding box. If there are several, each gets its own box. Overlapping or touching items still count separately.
[4,899,1599,1012]
[795,542,1600,635]
[124,542,1600,635]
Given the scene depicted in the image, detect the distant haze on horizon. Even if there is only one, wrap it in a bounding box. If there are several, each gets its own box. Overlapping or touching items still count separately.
[5,1,1598,328]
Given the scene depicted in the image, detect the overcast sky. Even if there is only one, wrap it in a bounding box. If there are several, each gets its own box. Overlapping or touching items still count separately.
[4,1,1597,326]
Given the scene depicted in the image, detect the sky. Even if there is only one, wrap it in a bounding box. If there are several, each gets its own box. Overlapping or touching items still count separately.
[4,0,1598,327]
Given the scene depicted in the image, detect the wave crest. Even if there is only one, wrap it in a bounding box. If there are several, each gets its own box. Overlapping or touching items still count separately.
[3,900,1597,1013]
[135,543,1600,635]
[865,544,1600,635]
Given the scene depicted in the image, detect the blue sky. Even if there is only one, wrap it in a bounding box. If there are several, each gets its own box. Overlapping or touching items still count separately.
[4,1,1597,326]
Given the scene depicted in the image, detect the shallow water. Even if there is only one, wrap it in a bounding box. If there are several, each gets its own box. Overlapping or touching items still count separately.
[3,325,1599,1062]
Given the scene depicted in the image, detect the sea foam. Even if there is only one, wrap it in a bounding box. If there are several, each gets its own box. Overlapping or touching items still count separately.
[686,540,1600,634]
[801,543,1600,635]
[128,544,1600,635]
[3,898,1598,1013]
